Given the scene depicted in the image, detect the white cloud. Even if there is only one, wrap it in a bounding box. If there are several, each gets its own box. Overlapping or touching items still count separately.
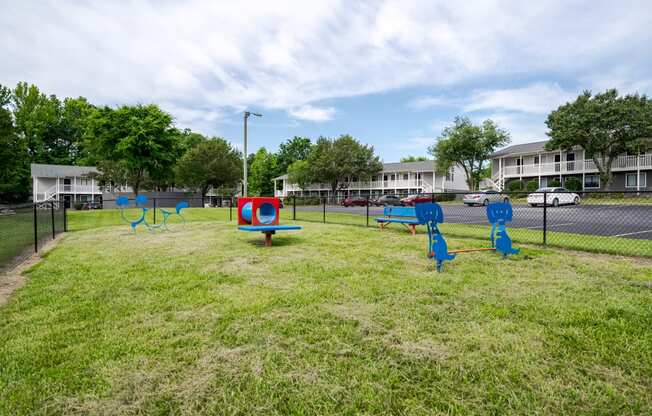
[288,105,335,122]
[465,83,577,115]
[0,0,650,135]
[407,96,453,110]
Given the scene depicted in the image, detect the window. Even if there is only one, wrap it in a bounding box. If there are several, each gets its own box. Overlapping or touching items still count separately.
[584,174,600,189]
[534,156,539,165]
[403,173,409,180]
[446,169,453,181]
[626,173,647,188]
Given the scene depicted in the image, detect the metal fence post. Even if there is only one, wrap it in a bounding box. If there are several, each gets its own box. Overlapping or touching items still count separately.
[323,196,326,223]
[51,200,56,239]
[366,195,370,227]
[293,195,296,220]
[153,197,157,224]
[63,202,67,232]
[33,203,38,253]
[542,191,547,245]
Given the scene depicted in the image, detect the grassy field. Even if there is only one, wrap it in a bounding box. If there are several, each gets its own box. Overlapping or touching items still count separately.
[1,215,652,414]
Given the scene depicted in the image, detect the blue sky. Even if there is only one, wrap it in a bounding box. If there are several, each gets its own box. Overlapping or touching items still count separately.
[1,1,651,162]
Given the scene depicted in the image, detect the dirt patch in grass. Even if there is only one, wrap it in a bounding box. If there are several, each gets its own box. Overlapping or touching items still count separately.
[0,235,63,307]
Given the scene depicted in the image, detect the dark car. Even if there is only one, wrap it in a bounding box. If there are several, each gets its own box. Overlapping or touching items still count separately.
[341,196,370,207]
[400,194,432,206]
[373,195,402,206]
[81,201,102,210]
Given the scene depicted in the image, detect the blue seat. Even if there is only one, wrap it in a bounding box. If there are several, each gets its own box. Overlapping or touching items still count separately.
[375,206,421,234]
[238,225,302,246]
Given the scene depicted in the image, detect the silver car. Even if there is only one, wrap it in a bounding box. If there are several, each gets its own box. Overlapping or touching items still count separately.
[463,190,509,206]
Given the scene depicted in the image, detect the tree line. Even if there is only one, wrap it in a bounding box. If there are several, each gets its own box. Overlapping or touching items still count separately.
[0,82,384,203]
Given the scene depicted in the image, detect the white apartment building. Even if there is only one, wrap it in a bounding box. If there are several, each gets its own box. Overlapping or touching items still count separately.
[31,164,103,205]
[273,160,468,198]
[490,140,652,191]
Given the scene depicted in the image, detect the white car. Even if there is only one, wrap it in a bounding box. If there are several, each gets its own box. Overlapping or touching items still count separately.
[527,187,580,207]
[463,190,509,206]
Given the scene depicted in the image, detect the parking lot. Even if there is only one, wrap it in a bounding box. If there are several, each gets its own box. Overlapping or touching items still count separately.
[294,203,652,240]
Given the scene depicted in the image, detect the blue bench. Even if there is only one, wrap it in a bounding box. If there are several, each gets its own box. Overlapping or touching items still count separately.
[375,206,422,235]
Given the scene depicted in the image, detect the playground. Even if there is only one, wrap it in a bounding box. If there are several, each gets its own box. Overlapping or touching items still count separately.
[1,208,652,415]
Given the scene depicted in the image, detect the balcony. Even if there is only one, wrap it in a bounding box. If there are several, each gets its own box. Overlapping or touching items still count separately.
[503,154,652,177]
[283,179,425,193]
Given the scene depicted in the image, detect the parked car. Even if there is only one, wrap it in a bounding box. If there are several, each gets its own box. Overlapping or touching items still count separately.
[463,190,509,206]
[372,195,403,206]
[81,201,102,210]
[400,194,432,206]
[341,196,370,207]
[527,187,580,207]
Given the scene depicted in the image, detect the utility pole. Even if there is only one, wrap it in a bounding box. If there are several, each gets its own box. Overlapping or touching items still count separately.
[243,111,262,196]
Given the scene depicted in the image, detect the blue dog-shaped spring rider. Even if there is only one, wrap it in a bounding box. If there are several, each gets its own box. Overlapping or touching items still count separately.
[487,202,519,258]
[415,202,455,272]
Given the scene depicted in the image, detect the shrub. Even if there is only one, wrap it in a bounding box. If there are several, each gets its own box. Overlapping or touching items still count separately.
[526,180,539,192]
[564,177,582,192]
[433,192,456,202]
[507,180,523,192]
[74,202,84,210]
[548,179,561,187]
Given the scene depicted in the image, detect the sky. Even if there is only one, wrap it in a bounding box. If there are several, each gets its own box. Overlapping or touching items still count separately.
[1,0,651,162]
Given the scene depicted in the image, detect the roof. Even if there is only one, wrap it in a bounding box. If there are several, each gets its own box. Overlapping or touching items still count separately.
[273,160,436,180]
[489,140,549,158]
[31,163,100,178]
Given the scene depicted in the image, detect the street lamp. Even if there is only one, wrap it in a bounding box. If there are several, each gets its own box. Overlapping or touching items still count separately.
[243,110,262,197]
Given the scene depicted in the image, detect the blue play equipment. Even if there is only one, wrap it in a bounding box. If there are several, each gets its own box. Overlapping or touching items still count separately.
[415,202,455,272]
[414,201,520,272]
[116,195,188,233]
[241,201,276,225]
[375,206,421,234]
[486,202,520,258]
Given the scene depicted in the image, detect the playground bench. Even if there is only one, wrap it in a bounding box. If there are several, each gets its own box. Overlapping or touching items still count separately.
[375,206,422,235]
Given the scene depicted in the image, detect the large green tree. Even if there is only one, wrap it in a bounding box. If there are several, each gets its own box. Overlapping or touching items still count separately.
[287,159,312,191]
[307,135,383,194]
[428,117,510,191]
[0,85,30,203]
[248,147,278,196]
[400,155,428,162]
[276,136,312,175]
[175,138,242,197]
[546,89,652,188]
[84,104,180,195]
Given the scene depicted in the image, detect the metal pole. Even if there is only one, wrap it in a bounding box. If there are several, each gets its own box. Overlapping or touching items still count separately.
[153,198,157,224]
[229,197,233,221]
[243,112,248,197]
[323,197,326,223]
[293,194,296,220]
[543,191,547,245]
[64,201,67,232]
[366,195,370,227]
[51,200,55,239]
[33,203,38,253]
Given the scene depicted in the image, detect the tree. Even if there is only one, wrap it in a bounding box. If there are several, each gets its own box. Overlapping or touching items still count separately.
[0,84,30,203]
[175,138,242,197]
[400,155,428,162]
[287,160,312,191]
[84,104,179,195]
[546,89,652,188]
[307,135,383,194]
[248,147,278,196]
[276,136,312,175]
[428,117,510,191]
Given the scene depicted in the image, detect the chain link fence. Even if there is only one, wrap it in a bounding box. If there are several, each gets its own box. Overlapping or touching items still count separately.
[282,190,652,257]
[1,201,67,272]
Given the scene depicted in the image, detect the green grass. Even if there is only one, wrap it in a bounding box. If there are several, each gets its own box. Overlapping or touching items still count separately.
[1,217,652,414]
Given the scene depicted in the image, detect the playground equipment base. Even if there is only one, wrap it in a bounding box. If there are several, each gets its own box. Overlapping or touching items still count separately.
[238,225,302,246]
